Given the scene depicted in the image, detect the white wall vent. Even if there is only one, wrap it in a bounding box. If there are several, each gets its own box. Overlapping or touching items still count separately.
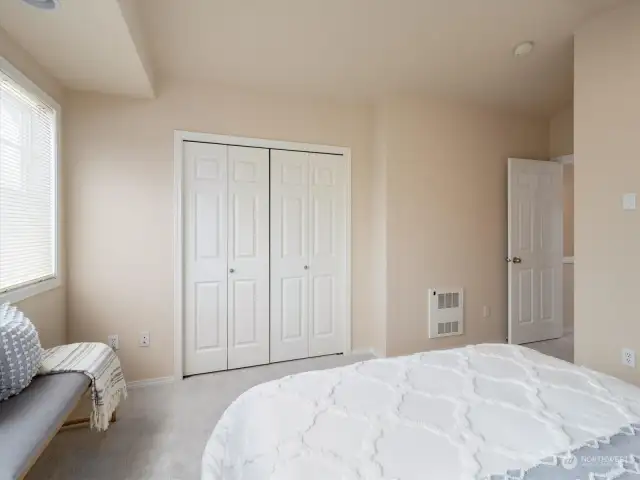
[429,288,464,339]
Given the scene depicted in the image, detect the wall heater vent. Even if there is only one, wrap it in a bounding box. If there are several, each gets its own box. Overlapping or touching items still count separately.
[429,288,464,339]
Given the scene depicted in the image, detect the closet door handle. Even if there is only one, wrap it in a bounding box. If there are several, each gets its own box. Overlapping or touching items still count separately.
[304,265,309,270]
[229,268,235,274]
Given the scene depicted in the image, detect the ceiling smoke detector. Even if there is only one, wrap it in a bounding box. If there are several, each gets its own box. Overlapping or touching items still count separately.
[513,41,535,58]
[22,0,59,9]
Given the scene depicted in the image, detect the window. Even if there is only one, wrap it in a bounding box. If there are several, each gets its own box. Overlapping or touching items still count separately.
[0,58,60,302]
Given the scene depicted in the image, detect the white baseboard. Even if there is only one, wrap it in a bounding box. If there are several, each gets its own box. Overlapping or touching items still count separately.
[351,348,384,358]
[129,351,379,388]
[127,376,174,389]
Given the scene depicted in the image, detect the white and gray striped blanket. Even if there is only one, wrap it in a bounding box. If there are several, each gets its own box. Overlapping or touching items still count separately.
[38,342,127,431]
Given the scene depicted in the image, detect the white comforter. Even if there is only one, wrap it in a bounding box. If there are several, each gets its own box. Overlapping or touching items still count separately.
[202,344,640,480]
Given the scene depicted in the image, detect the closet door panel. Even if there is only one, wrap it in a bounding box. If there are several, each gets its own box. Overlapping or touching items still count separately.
[227,146,270,369]
[308,153,346,357]
[184,142,228,375]
[270,150,310,362]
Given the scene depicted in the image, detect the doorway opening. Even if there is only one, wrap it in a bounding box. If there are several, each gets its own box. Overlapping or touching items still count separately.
[507,155,574,362]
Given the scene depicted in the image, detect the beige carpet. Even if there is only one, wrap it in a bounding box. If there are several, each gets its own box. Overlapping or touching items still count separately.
[26,354,371,480]
[524,331,574,363]
[26,338,573,480]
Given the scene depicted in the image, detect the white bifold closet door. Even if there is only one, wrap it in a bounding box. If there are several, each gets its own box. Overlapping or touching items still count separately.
[270,150,347,362]
[184,142,270,375]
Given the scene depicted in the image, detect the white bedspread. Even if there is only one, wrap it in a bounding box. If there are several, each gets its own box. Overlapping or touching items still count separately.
[202,344,640,480]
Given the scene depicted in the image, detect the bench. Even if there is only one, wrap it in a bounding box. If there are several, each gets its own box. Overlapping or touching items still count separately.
[0,373,90,480]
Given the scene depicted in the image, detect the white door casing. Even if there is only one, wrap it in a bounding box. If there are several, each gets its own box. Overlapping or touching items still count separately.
[508,158,563,345]
[227,146,270,369]
[308,153,347,357]
[184,142,229,375]
[270,150,310,362]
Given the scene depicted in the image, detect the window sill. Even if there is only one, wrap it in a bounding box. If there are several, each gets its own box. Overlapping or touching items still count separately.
[0,277,62,305]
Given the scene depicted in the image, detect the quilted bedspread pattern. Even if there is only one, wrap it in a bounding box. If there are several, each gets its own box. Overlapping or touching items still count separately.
[202,344,640,480]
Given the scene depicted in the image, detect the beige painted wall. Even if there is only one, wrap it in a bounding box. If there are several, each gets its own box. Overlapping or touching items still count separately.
[549,106,574,333]
[562,166,574,333]
[0,26,67,348]
[563,165,575,257]
[370,103,389,357]
[563,264,574,332]
[574,0,640,384]
[376,97,549,356]
[550,106,574,158]
[550,106,575,257]
[17,289,66,348]
[64,83,373,381]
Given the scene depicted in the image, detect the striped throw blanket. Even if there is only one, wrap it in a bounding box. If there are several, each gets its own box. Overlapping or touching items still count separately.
[38,342,127,431]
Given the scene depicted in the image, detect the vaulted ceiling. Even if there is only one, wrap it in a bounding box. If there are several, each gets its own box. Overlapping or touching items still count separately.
[0,0,627,115]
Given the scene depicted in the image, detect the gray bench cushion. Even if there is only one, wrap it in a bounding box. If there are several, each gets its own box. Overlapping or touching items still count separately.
[0,373,89,480]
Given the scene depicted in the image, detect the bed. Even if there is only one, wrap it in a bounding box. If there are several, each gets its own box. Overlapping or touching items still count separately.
[202,344,640,480]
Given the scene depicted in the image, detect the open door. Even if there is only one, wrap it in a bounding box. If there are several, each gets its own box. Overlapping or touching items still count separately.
[508,158,563,344]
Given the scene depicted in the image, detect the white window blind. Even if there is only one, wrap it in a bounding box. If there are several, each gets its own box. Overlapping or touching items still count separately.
[0,63,57,294]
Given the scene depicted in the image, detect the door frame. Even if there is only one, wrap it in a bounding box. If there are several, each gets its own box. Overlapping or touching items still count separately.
[173,130,353,380]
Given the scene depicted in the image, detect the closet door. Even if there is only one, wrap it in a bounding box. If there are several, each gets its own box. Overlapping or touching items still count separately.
[271,150,347,361]
[184,142,228,375]
[227,146,270,369]
[308,153,347,357]
[270,150,310,362]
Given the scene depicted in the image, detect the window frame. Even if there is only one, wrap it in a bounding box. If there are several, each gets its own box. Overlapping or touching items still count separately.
[0,57,61,304]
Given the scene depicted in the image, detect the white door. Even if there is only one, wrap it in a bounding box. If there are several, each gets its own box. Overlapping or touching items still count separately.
[508,158,563,345]
[227,146,270,369]
[270,150,310,362]
[271,151,347,360]
[308,153,347,357]
[184,142,228,375]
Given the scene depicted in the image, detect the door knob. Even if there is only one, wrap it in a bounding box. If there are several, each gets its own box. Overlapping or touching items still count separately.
[304,265,309,270]
[229,268,235,273]
[512,257,522,264]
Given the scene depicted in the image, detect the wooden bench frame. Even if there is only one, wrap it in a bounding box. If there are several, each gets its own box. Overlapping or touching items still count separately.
[61,410,117,429]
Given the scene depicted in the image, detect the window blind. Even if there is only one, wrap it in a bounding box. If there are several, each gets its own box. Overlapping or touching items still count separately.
[0,66,57,293]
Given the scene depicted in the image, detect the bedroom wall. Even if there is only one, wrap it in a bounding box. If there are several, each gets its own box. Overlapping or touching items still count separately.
[550,106,573,159]
[370,103,389,357]
[549,105,574,333]
[64,84,551,380]
[574,0,640,384]
[376,96,549,357]
[0,26,67,348]
[549,105,574,256]
[563,163,574,333]
[64,82,374,381]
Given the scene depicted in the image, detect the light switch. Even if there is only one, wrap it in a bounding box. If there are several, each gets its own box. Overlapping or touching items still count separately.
[623,193,637,211]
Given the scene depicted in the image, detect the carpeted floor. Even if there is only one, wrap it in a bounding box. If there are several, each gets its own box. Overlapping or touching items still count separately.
[524,330,574,363]
[26,337,574,480]
[26,353,371,480]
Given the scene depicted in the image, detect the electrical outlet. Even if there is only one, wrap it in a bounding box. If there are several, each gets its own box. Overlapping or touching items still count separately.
[482,306,491,318]
[107,335,119,351]
[622,348,636,368]
[139,331,150,347]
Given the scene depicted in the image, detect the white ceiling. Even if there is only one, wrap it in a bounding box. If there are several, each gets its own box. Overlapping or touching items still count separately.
[0,0,154,97]
[0,0,627,115]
